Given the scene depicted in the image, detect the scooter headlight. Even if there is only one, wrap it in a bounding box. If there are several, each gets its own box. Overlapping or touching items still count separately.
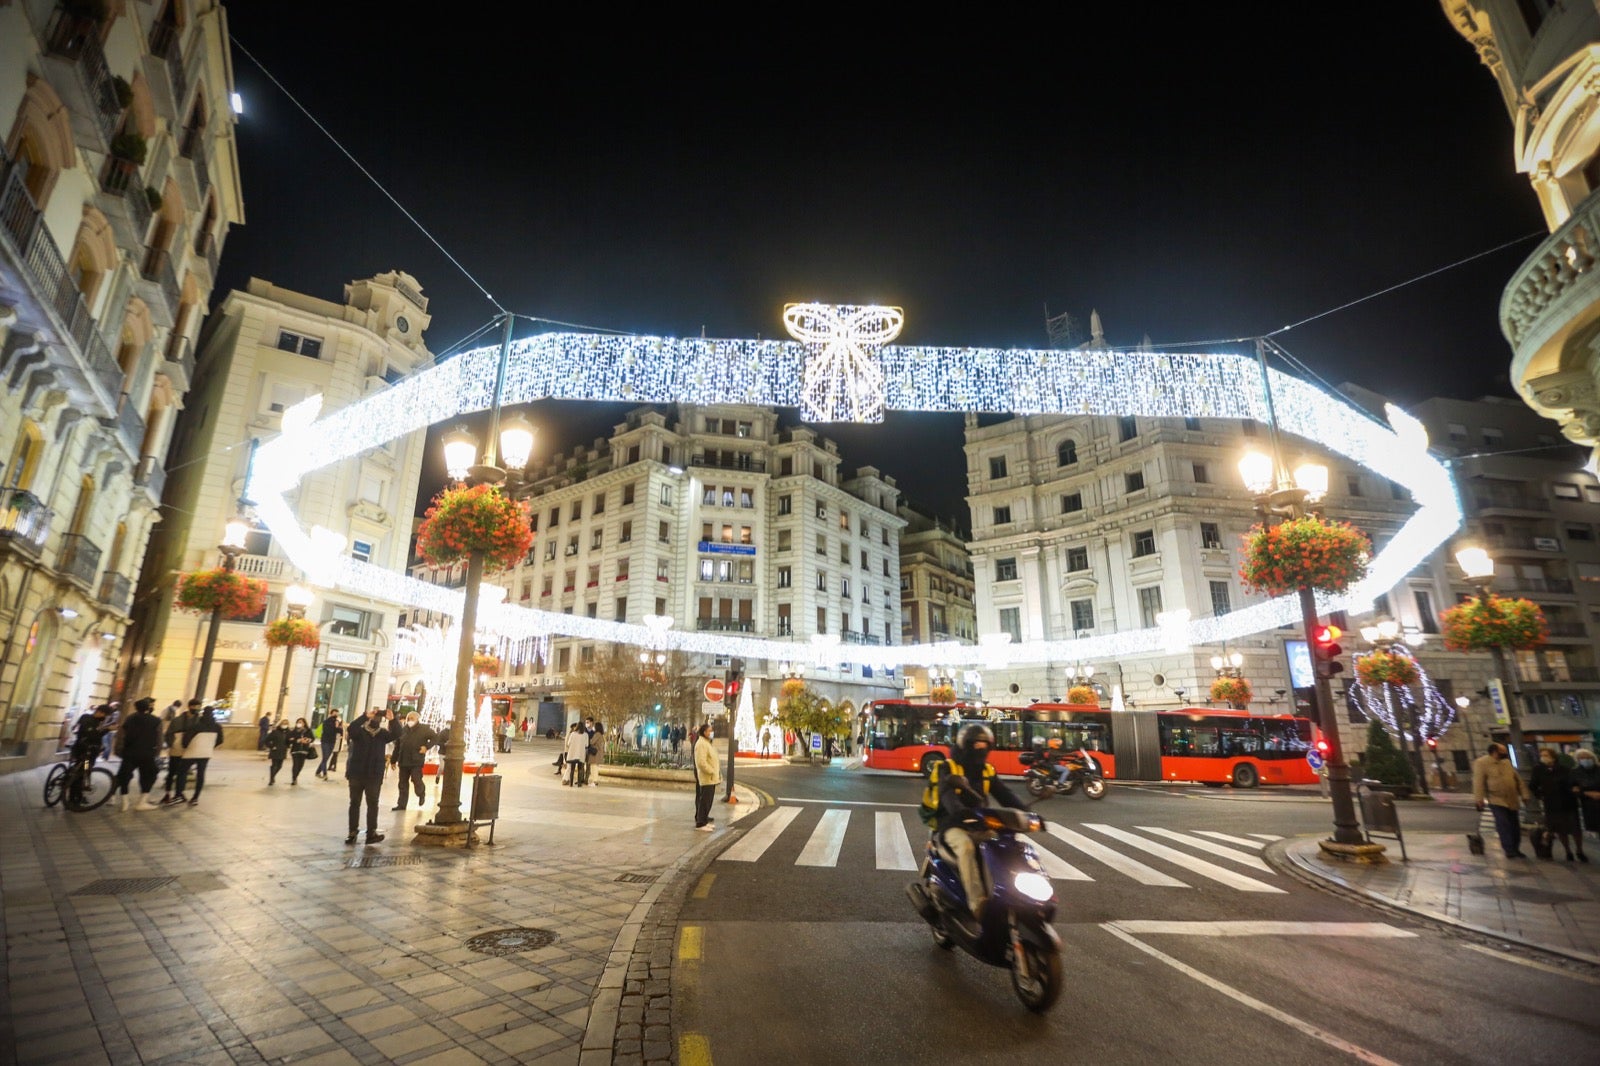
[1013,871,1054,902]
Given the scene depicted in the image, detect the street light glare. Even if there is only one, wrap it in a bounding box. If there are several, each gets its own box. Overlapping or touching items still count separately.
[222,517,251,550]
[1237,450,1274,495]
[441,424,478,481]
[1454,546,1495,580]
[1293,461,1329,501]
[285,583,315,609]
[498,413,536,471]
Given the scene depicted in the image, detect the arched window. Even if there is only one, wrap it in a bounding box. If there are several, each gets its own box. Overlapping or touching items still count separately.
[1057,439,1078,467]
[68,475,95,536]
[67,207,118,312]
[5,77,74,208]
[5,421,45,491]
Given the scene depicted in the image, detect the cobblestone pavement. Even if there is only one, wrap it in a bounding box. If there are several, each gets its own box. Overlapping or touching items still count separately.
[0,742,757,1066]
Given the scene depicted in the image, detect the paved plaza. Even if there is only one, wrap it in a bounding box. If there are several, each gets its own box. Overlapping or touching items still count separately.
[0,741,754,1066]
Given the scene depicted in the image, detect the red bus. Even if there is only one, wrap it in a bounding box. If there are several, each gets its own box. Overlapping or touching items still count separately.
[862,699,1319,788]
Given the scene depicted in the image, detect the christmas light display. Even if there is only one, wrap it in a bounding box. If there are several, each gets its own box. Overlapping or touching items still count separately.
[1346,643,1457,742]
[782,303,904,423]
[248,309,1462,668]
[733,677,760,754]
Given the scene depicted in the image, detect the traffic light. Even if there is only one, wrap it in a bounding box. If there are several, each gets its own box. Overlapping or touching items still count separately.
[1315,738,1330,755]
[1426,736,1438,751]
[725,657,745,705]
[1311,623,1344,680]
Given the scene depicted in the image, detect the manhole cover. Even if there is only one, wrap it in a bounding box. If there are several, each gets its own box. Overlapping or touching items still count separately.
[347,855,425,869]
[1466,884,1587,906]
[72,877,177,895]
[464,928,558,956]
[616,873,658,884]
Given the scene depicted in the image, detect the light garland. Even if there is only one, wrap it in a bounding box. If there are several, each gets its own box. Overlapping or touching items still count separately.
[783,303,903,424]
[1346,642,1457,742]
[248,308,1462,669]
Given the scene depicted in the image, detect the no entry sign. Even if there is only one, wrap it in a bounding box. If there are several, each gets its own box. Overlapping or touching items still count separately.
[703,678,726,702]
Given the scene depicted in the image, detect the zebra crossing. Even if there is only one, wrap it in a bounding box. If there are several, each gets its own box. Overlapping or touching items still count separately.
[719,805,1288,892]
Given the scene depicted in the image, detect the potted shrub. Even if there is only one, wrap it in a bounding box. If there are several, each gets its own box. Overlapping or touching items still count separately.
[1239,515,1370,598]
[109,131,148,166]
[1360,719,1414,798]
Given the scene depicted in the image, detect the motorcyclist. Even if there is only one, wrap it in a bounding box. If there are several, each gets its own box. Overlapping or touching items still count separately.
[1039,737,1081,788]
[932,724,1029,917]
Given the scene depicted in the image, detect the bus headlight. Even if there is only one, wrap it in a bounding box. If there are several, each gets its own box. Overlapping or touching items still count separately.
[1013,871,1053,902]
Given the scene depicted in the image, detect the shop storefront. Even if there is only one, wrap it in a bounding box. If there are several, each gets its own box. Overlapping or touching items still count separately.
[313,648,372,727]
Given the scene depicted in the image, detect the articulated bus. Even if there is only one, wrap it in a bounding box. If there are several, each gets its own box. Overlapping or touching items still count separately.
[862,699,1320,788]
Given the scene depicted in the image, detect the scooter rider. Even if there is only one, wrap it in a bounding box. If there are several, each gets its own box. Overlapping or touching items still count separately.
[932,724,1029,916]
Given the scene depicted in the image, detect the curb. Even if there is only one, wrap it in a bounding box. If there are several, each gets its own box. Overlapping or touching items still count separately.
[1264,836,1600,971]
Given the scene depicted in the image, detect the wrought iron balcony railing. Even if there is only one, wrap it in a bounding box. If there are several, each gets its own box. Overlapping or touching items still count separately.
[0,489,52,558]
[58,533,102,590]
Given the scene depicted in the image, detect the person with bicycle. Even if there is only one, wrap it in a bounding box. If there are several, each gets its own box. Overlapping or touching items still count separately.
[69,705,111,768]
[113,698,163,811]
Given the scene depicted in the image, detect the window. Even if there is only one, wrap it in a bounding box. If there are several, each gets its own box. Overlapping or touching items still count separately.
[778,494,792,515]
[1390,480,1407,501]
[816,501,827,519]
[660,484,673,505]
[1192,462,1209,484]
[544,542,557,561]
[1414,589,1440,634]
[860,521,870,540]
[656,559,670,581]
[700,559,715,582]
[839,512,851,532]
[781,457,794,476]
[737,420,752,438]
[816,534,827,556]
[1125,470,1145,493]
[1061,492,1083,514]
[1447,423,1468,444]
[989,456,1008,479]
[591,529,603,550]
[1553,483,1581,499]
[998,607,1022,642]
[586,602,598,620]
[1568,525,1594,542]
[567,534,579,556]
[557,647,570,672]
[840,543,850,564]
[737,488,752,509]
[722,488,735,508]
[549,507,560,528]
[1066,547,1088,572]
[616,558,629,580]
[841,577,851,599]
[1242,419,1257,437]
[702,485,716,506]
[1118,416,1138,442]
[1070,599,1094,632]
[326,605,368,638]
[1184,416,1201,431]
[1057,439,1077,466]
[350,539,374,563]
[1482,427,1504,448]
[778,565,791,588]
[592,492,605,515]
[1346,474,1363,497]
[658,521,670,543]
[586,565,599,587]
[741,526,753,545]
[622,483,635,505]
[900,574,912,592]
[276,329,323,358]
[620,520,632,542]
[882,528,890,546]
[1132,529,1156,558]
[1137,585,1163,628]
[860,549,869,569]
[564,570,576,592]
[778,530,791,552]
[1209,580,1232,616]
[615,597,627,621]
[882,558,890,576]
[993,505,1012,525]
[995,557,1018,581]
[816,606,827,634]
[816,570,827,590]
[571,500,582,521]
[722,524,734,544]
[1200,522,1221,549]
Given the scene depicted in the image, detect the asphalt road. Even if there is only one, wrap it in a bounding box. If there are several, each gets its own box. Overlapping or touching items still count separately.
[675,763,1599,1065]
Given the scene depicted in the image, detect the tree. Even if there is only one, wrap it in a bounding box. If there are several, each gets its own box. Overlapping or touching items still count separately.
[1361,719,1414,790]
[563,645,653,747]
[771,682,851,762]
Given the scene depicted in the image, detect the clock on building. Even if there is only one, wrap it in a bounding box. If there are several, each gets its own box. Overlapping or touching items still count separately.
[396,315,409,334]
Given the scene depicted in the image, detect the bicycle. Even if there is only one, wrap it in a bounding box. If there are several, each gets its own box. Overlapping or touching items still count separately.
[43,754,116,812]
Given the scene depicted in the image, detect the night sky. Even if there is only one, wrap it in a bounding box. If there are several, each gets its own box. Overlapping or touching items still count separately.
[213,5,1544,524]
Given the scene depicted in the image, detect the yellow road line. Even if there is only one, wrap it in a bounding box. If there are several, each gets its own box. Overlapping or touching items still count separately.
[679,924,703,961]
[680,1033,712,1066]
[693,873,715,899]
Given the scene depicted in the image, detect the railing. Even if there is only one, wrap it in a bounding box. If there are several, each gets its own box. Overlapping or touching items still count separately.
[1498,575,1577,595]
[1472,494,1550,513]
[841,630,882,645]
[0,489,52,557]
[119,172,153,239]
[134,455,166,499]
[147,19,188,112]
[194,228,219,278]
[690,455,766,473]
[235,554,287,580]
[165,333,195,380]
[57,533,102,589]
[1501,192,1600,351]
[102,397,146,458]
[696,619,755,632]
[98,571,131,613]
[179,123,211,199]
[141,246,181,317]
[45,7,121,145]
[1483,532,1560,551]
[1567,667,1600,682]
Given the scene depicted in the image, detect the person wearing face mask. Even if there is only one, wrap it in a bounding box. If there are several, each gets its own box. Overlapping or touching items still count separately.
[1530,747,1585,862]
[1571,748,1600,846]
[391,711,439,811]
[345,705,401,844]
[287,718,317,785]
[1473,742,1533,859]
[928,724,1029,915]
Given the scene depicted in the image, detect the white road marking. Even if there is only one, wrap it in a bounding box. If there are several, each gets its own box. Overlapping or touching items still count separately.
[796,809,850,866]
[1084,825,1285,893]
[1028,840,1091,881]
[1045,824,1188,887]
[1136,826,1275,872]
[1110,920,1415,938]
[874,812,918,870]
[719,806,802,862]
[1461,942,1600,984]
[1102,924,1404,1066]
[1247,833,1283,841]
[1195,830,1268,848]
[775,797,921,807]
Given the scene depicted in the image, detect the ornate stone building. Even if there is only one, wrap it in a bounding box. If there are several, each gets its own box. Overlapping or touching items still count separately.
[897,505,977,699]
[0,0,242,768]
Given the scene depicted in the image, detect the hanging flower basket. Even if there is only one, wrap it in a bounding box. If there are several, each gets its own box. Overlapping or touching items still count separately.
[416,483,534,574]
[175,567,267,619]
[1440,595,1548,651]
[1210,676,1252,707]
[1356,648,1418,687]
[472,652,501,676]
[929,684,957,703]
[1067,684,1099,706]
[264,617,320,649]
[1239,515,1370,598]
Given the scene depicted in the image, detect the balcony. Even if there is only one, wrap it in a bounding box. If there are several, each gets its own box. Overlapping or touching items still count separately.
[1497,575,1577,596]
[193,227,219,279]
[163,333,195,390]
[1482,532,1562,553]
[179,123,211,201]
[690,455,766,473]
[235,554,287,580]
[99,159,153,248]
[696,619,755,633]
[842,630,882,645]
[43,6,121,149]
[1471,493,1551,514]
[57,533,102,591]
[100,397,146,461]
[0,489,52,559]
[146,18,189,116]
[134,455,166,501]
[141,247,181,320]
[1501,192,1600,377]
[98,571,132,614]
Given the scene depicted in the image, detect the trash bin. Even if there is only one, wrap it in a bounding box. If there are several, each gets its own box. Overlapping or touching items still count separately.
[1357,779,1407,860]
[471,773,501,822]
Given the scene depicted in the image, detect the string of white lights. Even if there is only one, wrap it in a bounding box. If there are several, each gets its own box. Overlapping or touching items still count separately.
[1347,643,1457,742]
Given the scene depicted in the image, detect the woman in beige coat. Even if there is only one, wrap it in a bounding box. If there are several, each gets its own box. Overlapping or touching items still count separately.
[693,723,720,831]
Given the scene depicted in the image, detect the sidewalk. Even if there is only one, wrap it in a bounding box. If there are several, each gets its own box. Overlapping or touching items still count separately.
[0,746,758,1066]
[1276,814,1600,967]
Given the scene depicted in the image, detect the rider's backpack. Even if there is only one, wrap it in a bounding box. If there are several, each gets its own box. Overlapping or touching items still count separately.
[919,756,995,828]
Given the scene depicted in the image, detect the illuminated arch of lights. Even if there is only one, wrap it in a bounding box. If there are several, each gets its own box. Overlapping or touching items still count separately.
[248,305,1461,671]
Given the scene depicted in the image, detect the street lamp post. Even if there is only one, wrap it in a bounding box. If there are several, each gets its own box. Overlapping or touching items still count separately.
[1455,546,1530,772]
[192,516,251,703]
[272,584,316,723]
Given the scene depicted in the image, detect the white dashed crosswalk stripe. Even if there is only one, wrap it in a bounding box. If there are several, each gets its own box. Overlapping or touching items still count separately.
[1247,833,1283,841]
[875,811,919,871]
[719,805,801,862]
[1195,830,1269,848]
[1028,841,1092,882]
[797,809,850,866]
[1083,824,1285,893]
[1136,826,1275,872]
[1045,824,1189,887]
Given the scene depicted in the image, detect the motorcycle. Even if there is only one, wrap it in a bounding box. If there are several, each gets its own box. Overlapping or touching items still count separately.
[906,803,1063,1011]
[1020,748,1107,800]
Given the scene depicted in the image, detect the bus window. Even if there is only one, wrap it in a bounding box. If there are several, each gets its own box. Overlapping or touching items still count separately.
[1259,719,1312,759]
[1161,723,1220,757]
[988,720,1023,751]
[1219,729,1261,757]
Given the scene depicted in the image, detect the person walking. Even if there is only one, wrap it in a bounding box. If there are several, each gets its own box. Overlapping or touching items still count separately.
[288,718,317,785]
[390,711,438,811]
[113,697,164,811]
[692,722,720,831]
[1572,748,1600,844]
[266,719,290,785]
[563,722,589,787]
[316,713,343,779]
[345,705,400,844]
[1473,742,1533,858]
[172,705,223,805]
[1530,747,1587,862]
[160,700,200,806]
[257,712,271,752]
[585,718,604,787]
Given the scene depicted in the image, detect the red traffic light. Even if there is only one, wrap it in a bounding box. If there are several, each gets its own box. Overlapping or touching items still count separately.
[1315,738,1330,754]
[1426,737,1438,749]
[1312,624,1342,646]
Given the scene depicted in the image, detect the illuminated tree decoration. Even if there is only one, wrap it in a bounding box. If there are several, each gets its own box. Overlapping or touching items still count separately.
[264,617,320,649]
[416,483,534,574]
[1346,641,1456,743]
[1066,684,1099,707]
[783,303,903,423]
[175,568,268,619]
[930,683,958,703]
[1440,595,1548,651]
[1239,515,1370,598]
[1355,648,1418,687]
[1209,676,1252,708]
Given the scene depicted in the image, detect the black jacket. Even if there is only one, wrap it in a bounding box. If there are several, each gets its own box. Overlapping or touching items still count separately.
[288,727,317,758]
[266,726,290,759]
[394,722,439,768]
[344,715,400,779]
[1531,762,1578,813]
[121,710,163,761]
[934,757,1025,832]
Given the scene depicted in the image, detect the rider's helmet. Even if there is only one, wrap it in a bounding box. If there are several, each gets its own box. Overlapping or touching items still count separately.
[955,723,995,757]
[1046,737,1063,750]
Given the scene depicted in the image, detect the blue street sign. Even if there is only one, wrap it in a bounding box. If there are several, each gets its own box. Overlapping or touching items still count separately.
[1306,750,1325,771]
[810,733,823,751]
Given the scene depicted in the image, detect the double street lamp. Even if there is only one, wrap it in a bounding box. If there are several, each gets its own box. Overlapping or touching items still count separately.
[1454,545,1529,771]
[272,584,316,723]
[1210,650,1244,678]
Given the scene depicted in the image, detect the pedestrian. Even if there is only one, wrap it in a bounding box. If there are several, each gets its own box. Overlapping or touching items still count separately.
[257,712,271,752]
[113,697,163,811]
[173,705,223,805]
[160,700,200,805]
[1573,748,1600,843]
[328,713,345,774]
[693,722,720,831]
[671,723,684,757]
[266,719,290,785]
[164,700,181,725]
[497,714,512,754]
[288,718,317,785]
[760,727,771,758]
[345,705,400,844]
[585,718,604,787]
[390,711,438,810]
[1473,742,1533,858]
[563,722,589,786]
[522,716,532,743]
[1530,747,1586,862]
[316,713,343,779]
[100,703,119,762]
